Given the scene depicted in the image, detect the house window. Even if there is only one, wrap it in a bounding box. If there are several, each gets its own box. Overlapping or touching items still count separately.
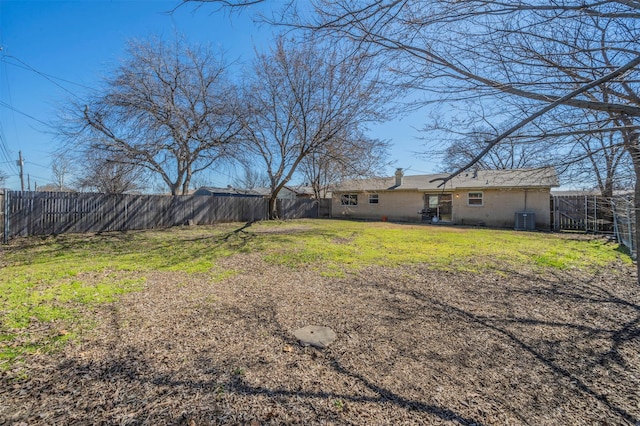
[468,192,483,206]
[368,194,379,204]
[341,194,358,206]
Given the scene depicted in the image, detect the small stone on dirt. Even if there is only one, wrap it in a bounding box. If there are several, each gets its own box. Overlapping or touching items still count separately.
[293,325,336,349]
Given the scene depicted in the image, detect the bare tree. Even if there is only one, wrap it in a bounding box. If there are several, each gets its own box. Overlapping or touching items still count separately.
[300,132,390,199]
[186,1,640,279]
[64,36,241,195]
[534,108,634,198]
[0,169,8,188]
[441,128,550,173]
[74,150,147,194]
[275,0,640,283]
[50,155,74,191]
[177,0,263,11]
[233,165,270,190]
[239,36,388,218]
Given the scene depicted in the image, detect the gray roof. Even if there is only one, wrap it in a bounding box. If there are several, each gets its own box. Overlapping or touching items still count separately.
[252,185,314,196]
[333,167,559,192]
[253,185,332,198]
[551,189,601,196]
[194,187,263,197]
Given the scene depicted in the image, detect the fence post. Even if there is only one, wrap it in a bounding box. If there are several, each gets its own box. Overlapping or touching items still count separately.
[593,195,597,232]
[611,200,619,244]
[2,190,8,244]
[584,195,589,232]
[626,201,634,257]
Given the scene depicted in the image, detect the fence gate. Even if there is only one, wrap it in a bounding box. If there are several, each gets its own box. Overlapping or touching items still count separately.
[552,195,612,233]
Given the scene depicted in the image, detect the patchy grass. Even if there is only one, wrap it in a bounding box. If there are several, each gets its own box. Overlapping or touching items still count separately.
[0,224,248,368]
[0,219,630,369]
[257,220,629,275]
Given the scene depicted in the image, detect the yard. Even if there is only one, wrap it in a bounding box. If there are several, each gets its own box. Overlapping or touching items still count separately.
[0,219,638,425]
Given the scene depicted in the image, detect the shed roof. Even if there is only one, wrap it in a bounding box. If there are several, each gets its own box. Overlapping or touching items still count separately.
[333,167,559,192]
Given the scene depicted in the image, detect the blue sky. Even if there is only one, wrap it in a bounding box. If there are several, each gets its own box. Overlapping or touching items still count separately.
[0,0,436,191]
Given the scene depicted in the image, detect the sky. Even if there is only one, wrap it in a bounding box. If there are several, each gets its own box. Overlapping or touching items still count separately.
[0,0,437,192]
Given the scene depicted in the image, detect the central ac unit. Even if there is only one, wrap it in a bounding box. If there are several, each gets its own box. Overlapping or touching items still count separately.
[515,211,536,230]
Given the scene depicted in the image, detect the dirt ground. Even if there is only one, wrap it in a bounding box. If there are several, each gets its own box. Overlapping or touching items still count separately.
[1,253,639,425]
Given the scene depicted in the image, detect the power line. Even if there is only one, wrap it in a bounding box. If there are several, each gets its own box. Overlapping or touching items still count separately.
[0,100,50,127]
[0,133,18,175]
[1,54,85,99]
[0,56,94,91]
[0,50,23,154]
[0,130,13,163]
[24,160,50,169]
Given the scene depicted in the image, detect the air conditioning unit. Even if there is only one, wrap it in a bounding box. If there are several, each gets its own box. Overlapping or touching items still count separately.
[515,211,536,231]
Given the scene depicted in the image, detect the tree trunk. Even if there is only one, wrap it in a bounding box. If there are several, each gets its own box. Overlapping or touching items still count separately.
[268,196,278,220]
[634,168,640,284]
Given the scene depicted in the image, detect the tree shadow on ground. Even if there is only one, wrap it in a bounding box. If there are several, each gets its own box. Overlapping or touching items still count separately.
[359,265,639,424]
[2,259,638,425]
[21,301,485,425]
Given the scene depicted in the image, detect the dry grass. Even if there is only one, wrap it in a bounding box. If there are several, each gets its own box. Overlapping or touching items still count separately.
[1,247,638,425]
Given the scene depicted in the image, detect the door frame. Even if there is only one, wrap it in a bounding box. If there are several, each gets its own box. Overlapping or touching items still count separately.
[423,193,453,222]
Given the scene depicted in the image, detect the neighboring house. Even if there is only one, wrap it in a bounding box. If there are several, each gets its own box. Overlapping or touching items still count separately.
[193,186,263,198]
[36,184,76,192]
[332,167,559,229]
[551,189,601,197]
[195,185,331,199]
[252,187,297,199]
[252,185,332,200]
[283,185,332,199]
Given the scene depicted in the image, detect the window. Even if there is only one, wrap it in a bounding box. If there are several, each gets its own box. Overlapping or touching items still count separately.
[468,192,483,206]
[368,194,379,204]
[341,194,358,206]
[427,194,439,209]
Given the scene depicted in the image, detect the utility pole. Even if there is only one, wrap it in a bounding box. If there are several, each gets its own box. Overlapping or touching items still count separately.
[16,151,24,191]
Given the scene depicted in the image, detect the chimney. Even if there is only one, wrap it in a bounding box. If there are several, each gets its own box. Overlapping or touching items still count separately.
[395,168,404,186]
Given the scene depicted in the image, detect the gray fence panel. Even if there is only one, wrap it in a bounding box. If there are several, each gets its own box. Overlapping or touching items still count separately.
[0,190,5,243]
[278,199,319,220]
[191,196,210,224]
[318,198,332,218]
[8,191,31,237]
[2,191,305,240]
[244,198,269,222]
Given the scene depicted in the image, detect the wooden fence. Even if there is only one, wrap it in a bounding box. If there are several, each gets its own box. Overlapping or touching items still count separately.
[0,189,5,242]
[551,194,613,232]
[2,191,328,242]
